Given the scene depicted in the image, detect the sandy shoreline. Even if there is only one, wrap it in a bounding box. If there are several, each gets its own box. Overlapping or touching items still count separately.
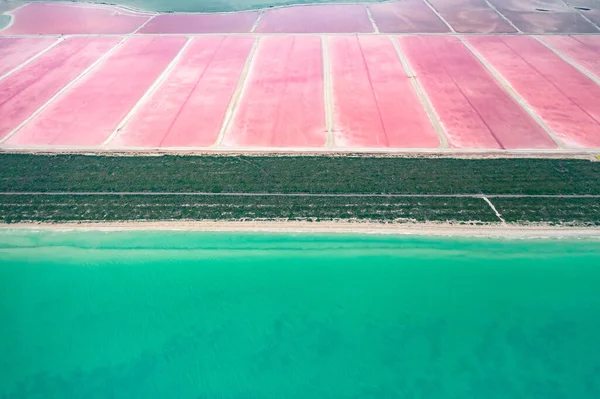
[1,221,600,238]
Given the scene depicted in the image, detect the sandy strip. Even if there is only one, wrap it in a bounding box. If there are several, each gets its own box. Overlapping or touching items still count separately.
[1,221,599,238]
[2,146,599,157]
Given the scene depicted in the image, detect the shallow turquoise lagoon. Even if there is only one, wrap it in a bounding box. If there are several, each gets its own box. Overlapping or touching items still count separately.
[1,230,600,398]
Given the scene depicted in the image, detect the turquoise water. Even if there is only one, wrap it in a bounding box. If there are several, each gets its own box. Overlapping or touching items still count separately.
[1,230,600,398]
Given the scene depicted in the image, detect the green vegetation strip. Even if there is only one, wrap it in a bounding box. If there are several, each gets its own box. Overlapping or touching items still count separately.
[2,154,599,225]
[0,195,497,224]
[492,198,600,226]
[2,154,600,195]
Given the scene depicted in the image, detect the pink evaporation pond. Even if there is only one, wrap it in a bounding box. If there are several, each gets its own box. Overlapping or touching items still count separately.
[138,12,259,34]
[0,37,121,141]
[539,36,600,79]
[427,0,517,33]
[110,36,255,148]
[0,37,58,76]
[367,0,450,33]
[0,2,150,35]
[488,0,598,33]
[5,36,187,147]
[223,36,326,147]
[329,35,439,148]
[397,36,556,149]
[468,35,600,148]
[255,4,374,33]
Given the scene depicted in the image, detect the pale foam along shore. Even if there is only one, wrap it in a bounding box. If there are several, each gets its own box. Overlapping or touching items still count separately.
[1,220,600,239]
